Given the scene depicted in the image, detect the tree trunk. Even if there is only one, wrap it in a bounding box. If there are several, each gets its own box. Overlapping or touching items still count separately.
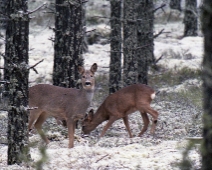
[0,0,7,29]
[53,0,71,87]
[183,0,198,37]
[170,0,181,11]
[201,0,212,169]
[109,0,122,94]
[69,1,84,88]
[53,0,83,88]
[123,0,137,86]
[82,3,88,53]
[4,0,30,165]
[136,0,154,85]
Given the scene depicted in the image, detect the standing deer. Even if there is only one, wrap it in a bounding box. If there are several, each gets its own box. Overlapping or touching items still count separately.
[29,63,98,148]
[82,84,158,138]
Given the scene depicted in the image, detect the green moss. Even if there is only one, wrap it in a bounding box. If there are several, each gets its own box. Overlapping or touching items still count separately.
[178,86,202,110]
[149,67,201,88]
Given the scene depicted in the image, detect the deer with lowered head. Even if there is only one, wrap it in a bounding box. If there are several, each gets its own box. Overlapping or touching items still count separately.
[82,84,159,138]
[28,63,98,148]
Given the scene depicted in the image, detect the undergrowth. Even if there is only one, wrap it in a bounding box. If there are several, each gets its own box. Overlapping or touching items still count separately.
[149,66,201,89]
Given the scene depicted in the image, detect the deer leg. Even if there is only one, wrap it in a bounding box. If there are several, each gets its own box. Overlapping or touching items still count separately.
[138,112,150,137]
[55,117,67,127]
[143,106,158,134]
[34,112,50,145]
[60,119,67,127]
[28,109,42,131]
[100,117,117,138]
[67,119,75,148]
[122,116,133,138]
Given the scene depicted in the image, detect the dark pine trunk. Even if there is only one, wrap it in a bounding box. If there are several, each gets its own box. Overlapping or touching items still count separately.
[136,0,154,85]
[69,1,84,88]
[183,0,198,37]
[0,0,7,29]
[109,0,122,94]
[123,0,137,86]
[53,0,71,87]
[53,0,83,88]
[82,3,88,53]
[201,0,212,169]
[169,0,181,11]
[4,0,30,165]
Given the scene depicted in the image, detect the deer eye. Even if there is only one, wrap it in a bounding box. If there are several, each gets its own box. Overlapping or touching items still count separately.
[82,76,85,78]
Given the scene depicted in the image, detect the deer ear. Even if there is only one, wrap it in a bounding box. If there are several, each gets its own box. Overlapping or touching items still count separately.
[78,65,85,75]
[88,109,94,121]
[90,63,97,74]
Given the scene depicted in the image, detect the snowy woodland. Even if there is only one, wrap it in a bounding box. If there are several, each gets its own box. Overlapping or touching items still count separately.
[0,0,206,169]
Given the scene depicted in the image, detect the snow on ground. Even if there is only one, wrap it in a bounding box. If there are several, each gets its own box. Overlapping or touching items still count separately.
[0,20,203,169]
[0,133,201,170]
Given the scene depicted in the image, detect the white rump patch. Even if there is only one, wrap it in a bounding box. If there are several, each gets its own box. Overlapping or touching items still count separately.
[151,93,156,100]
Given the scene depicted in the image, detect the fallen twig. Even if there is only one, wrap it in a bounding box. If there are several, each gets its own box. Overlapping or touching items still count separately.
[95,154,109,163]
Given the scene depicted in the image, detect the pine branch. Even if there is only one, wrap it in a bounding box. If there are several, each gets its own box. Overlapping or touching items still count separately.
[27,2,47,15]
[153,3,166,13]
[28,59,44,74]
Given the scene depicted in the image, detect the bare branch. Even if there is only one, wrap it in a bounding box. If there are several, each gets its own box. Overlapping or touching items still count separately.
[0,80,10,84]
[154,29,165,39]
[151,55,164,70]
[0,52,5,59]
[85,29,96,34]
[81,0,88,4]
[43,11,56,14]
[90,15,110,19]
[29,48,35,52]
[28,59,44,74]
[48,37,55,42]
[153,3,166,13]
[155,54,164,64]
[27,2,47,15]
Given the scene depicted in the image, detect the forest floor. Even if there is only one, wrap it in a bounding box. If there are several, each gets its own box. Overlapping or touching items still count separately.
[0,6,203,170]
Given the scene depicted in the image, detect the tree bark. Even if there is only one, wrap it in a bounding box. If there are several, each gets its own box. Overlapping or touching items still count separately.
[53,0,71,87]
[82,3,88,53]
[53,0,83,88]
[169,0,181,11]
[183,0,198,37]
[201,0,212,169]
[136,0,154,85]
[69,1,84,88]
[4,0,30,165]
[109,0,122,93]
[123,0,137,86]
[0,0,7,29]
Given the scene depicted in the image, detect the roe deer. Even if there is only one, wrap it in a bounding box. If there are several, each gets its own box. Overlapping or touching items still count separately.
[29,63,98,148]
[82,84,158,138]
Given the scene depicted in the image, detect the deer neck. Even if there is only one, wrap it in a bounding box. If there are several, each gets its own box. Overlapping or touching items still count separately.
[79,88,94,103]
[90,107,107,129]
